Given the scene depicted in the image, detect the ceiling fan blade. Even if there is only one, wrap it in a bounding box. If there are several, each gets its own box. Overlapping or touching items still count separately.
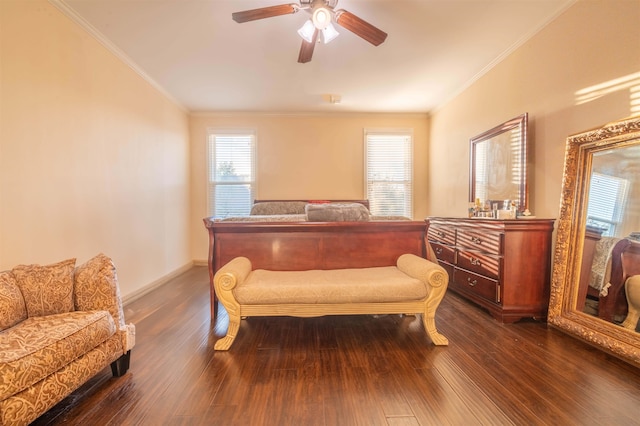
[232,4,298,23]
[298,29,319,63]
[335,10,388,46]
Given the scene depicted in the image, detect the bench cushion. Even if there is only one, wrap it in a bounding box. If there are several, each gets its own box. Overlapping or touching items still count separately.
[235,266,427,304]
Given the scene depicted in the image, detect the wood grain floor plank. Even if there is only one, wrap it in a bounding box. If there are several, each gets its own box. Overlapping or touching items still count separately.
[430,355,514,426]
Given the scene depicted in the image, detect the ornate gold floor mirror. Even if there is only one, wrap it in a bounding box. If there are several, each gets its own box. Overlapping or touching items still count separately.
[549,116,640,367]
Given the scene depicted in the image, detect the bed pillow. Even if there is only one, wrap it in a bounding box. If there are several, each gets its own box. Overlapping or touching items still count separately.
[250,201,308,215]
[12,258,76,317]
[305,203,370,222]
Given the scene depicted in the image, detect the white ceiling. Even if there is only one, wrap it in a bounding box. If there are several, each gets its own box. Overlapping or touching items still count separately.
[54,0,575,113]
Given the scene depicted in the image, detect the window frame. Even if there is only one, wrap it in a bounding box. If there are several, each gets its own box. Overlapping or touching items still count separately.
[206,128,257,218]
[364,128,414,219]
[586,171,629,236]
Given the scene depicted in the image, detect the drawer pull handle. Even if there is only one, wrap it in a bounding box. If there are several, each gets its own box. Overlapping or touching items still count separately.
[471,237,483,245]
[435,247,443,255]
[467,278,478,287]
[470,257,481,266]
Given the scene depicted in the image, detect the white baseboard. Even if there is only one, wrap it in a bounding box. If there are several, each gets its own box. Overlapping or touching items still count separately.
[122,261,194,305]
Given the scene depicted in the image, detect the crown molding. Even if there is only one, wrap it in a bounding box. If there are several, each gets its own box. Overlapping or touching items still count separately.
[48,0,188,113]
[434,0,578,113]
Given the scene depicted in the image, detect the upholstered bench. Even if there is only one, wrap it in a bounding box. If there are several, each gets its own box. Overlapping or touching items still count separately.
[212,254,449,350]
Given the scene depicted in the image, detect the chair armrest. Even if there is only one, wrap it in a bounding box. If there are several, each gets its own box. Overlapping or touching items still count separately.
[118,323,136,351]
[74,254,126,328]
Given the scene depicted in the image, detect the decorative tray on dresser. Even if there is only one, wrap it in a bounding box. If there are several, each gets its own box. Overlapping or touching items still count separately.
[426,217,555,323]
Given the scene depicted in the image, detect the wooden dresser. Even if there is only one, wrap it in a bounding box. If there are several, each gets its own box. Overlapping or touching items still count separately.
[426,217,555,323]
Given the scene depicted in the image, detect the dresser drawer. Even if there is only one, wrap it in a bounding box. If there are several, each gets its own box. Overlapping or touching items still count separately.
[456,228,502,255]
[453,268,499,303]
[432,242,455,264]
[438,260,454,282]
[428,224,456,246]
[457,249,501,279]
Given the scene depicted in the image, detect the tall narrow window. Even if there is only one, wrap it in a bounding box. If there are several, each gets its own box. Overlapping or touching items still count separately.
[365,129,413,218]
[207,130,256,217]
[586,172,629,236]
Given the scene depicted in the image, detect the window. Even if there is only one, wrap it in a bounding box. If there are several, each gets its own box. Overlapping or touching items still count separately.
[364,129,413,218]
[207,130,256,217]
[473,128,524,205]
[586,172,629,236]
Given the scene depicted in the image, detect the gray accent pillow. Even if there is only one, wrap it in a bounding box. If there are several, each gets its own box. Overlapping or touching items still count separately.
[305,203,370,222]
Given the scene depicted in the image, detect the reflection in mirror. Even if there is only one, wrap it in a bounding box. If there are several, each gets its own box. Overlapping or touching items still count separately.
[578,144,640,329]
[470,113,528,214]
[549,116,640,367]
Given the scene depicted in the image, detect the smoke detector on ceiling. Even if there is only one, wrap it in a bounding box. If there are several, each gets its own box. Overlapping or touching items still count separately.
[324,94,341,104]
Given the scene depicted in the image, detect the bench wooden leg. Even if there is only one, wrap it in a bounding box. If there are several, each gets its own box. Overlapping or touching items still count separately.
[423,269,449,345]
[214,281,242,350]
[214,312,240,350]
[423,316,449,345]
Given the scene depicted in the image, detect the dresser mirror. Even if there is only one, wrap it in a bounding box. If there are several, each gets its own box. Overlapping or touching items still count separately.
[469,113,528,212]
[549,116,640,367]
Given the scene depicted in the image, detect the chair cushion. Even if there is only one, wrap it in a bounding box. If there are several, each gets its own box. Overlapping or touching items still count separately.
[0,310,115,400]
[12,258,76,317]
[0,271,27,331]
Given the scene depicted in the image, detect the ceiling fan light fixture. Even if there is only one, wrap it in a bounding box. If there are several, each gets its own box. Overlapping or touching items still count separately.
[322,22,339,44]
[297,19,316,43]
[312,7,331,29]
[232,0,387,63]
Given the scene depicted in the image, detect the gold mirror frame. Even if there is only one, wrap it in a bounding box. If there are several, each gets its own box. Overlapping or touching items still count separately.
[549,116,640,367]
[469,113,528,211]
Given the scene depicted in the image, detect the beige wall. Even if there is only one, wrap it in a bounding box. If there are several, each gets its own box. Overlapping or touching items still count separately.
[0,1,191,298]
[429,0,640,220]
[190,113,429,261]
[2,0,637,297]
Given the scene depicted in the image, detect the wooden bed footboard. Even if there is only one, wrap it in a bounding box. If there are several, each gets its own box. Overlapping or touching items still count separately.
[203,219,429,318]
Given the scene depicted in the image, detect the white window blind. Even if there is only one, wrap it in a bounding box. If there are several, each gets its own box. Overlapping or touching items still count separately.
[586,172,629,236]
[474,141,489,203]
[365,130,413,218]
[207,130,256,217]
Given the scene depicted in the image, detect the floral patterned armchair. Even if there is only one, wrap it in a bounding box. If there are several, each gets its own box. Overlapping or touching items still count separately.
[0,254,135,425]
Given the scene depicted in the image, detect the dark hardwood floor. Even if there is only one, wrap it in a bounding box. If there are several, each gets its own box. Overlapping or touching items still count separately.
[33,266,640,425]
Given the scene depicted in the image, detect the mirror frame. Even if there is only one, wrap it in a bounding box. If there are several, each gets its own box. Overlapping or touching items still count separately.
[549,115,640,368]
[469,113,528,211]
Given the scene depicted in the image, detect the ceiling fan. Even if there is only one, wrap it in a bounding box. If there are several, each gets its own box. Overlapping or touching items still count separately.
[232,0,388,63]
